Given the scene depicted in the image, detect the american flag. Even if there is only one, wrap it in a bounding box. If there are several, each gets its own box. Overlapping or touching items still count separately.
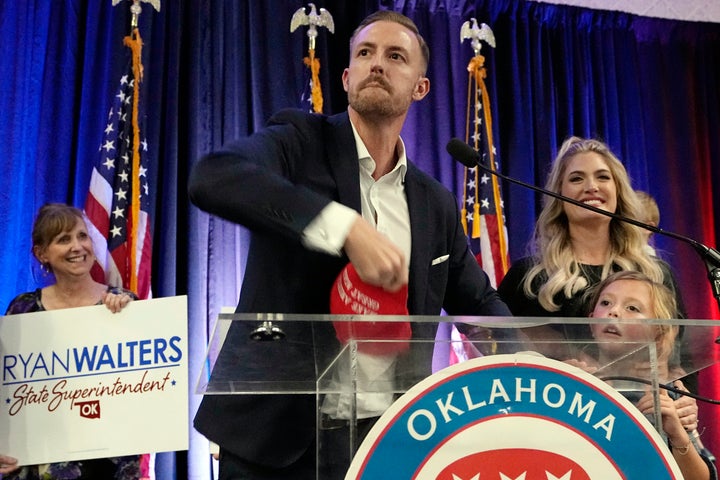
[462,58,509,290]
[84,30,152,301]
[450,52,509,364]
[299,62,316,113]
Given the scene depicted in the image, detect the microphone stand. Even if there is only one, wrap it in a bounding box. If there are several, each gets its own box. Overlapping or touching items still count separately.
[446,138,720,318]
[250,320,286,341]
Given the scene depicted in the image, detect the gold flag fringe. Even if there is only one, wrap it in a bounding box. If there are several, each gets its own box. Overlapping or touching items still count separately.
[123,28,143,293]
[304,48,324,113]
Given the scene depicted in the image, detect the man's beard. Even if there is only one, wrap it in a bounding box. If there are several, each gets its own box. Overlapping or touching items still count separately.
[348,76,411,118]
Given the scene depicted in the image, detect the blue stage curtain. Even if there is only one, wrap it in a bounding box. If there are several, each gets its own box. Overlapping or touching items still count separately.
[2,1,720,478]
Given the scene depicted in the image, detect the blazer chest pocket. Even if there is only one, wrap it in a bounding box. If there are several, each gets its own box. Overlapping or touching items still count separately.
[431,254,449,266]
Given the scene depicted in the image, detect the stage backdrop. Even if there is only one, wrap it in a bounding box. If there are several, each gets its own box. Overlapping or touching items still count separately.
[1,1,719,479]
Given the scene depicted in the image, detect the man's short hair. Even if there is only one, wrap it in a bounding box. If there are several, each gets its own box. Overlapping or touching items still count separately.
[349,10,430,74]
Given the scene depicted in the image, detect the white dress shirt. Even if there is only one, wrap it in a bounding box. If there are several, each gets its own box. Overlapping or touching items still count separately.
[308,120,411,419]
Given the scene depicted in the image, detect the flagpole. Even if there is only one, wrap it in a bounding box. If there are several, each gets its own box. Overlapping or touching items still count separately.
[124,29,142,293]
[290,3,334,114]
[105,1,161,478]
[460,19,509,277]
[469,54,508,273]
[110,0,159,292]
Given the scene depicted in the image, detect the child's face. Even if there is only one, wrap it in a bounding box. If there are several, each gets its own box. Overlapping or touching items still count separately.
[590,279,657,347]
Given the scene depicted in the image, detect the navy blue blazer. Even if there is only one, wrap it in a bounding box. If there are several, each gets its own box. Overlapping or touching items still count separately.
[189,109,511,467]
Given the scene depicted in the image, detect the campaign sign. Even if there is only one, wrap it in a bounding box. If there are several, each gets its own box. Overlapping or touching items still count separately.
[0,296,189,466]
[346,353,681,479]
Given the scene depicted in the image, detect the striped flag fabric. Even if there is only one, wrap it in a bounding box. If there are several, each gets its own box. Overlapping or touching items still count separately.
[462,86,509,290]
[84,29,152,301]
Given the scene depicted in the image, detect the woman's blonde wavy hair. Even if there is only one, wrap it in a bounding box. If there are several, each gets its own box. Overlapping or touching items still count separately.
[523,136,664,311]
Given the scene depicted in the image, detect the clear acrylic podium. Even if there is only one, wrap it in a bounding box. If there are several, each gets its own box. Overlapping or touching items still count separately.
[196,313,720,477]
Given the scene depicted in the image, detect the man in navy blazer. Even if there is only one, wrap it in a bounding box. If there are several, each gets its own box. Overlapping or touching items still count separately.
[189,10,511,480]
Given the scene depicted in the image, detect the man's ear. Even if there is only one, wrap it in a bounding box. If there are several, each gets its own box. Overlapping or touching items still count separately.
[412,77,430,101]
[342,68,350,92]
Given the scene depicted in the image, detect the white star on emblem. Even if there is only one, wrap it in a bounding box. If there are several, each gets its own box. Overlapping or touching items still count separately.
[102,140,115,153]
[466,196,474,207]
[467,179,476,189]
[120,75,129,85]
[139,165,147,177]
[112,206,124,219]
[481,198,490,209]
[546,471,572,480]
[115,188,127,201]
[117,91,126,103]
[102,158,115,170]
[104,123,114,135]
[110,225,122,237]
[118,170,129,183]
[500,473,526,480]
[480,174,489,184]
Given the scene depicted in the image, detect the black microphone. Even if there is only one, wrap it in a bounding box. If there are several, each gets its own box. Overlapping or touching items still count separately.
[446,137,720,315]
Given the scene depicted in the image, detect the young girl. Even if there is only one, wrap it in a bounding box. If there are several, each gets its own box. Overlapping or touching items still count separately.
[586,271,716,480]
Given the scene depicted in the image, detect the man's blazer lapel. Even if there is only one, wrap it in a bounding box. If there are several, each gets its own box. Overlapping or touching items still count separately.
[324,112,361,212]
[405,166,431,314]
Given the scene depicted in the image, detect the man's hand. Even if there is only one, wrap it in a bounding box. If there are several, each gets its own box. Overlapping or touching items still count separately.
[343,216,408,292]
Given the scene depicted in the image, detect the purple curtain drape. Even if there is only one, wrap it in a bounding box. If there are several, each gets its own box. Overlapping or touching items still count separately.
[2,1,720,478]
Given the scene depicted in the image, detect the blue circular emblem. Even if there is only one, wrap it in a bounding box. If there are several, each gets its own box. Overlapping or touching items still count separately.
[346,354,681,479]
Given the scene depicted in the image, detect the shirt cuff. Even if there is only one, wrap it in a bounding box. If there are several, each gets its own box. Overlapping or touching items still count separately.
[302,201,358,256]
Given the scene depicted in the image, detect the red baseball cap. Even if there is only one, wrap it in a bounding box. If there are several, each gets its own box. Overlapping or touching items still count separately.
[330,263,411,355]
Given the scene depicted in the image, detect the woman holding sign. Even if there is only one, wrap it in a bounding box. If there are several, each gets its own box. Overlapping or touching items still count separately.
[2,203,139,479]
